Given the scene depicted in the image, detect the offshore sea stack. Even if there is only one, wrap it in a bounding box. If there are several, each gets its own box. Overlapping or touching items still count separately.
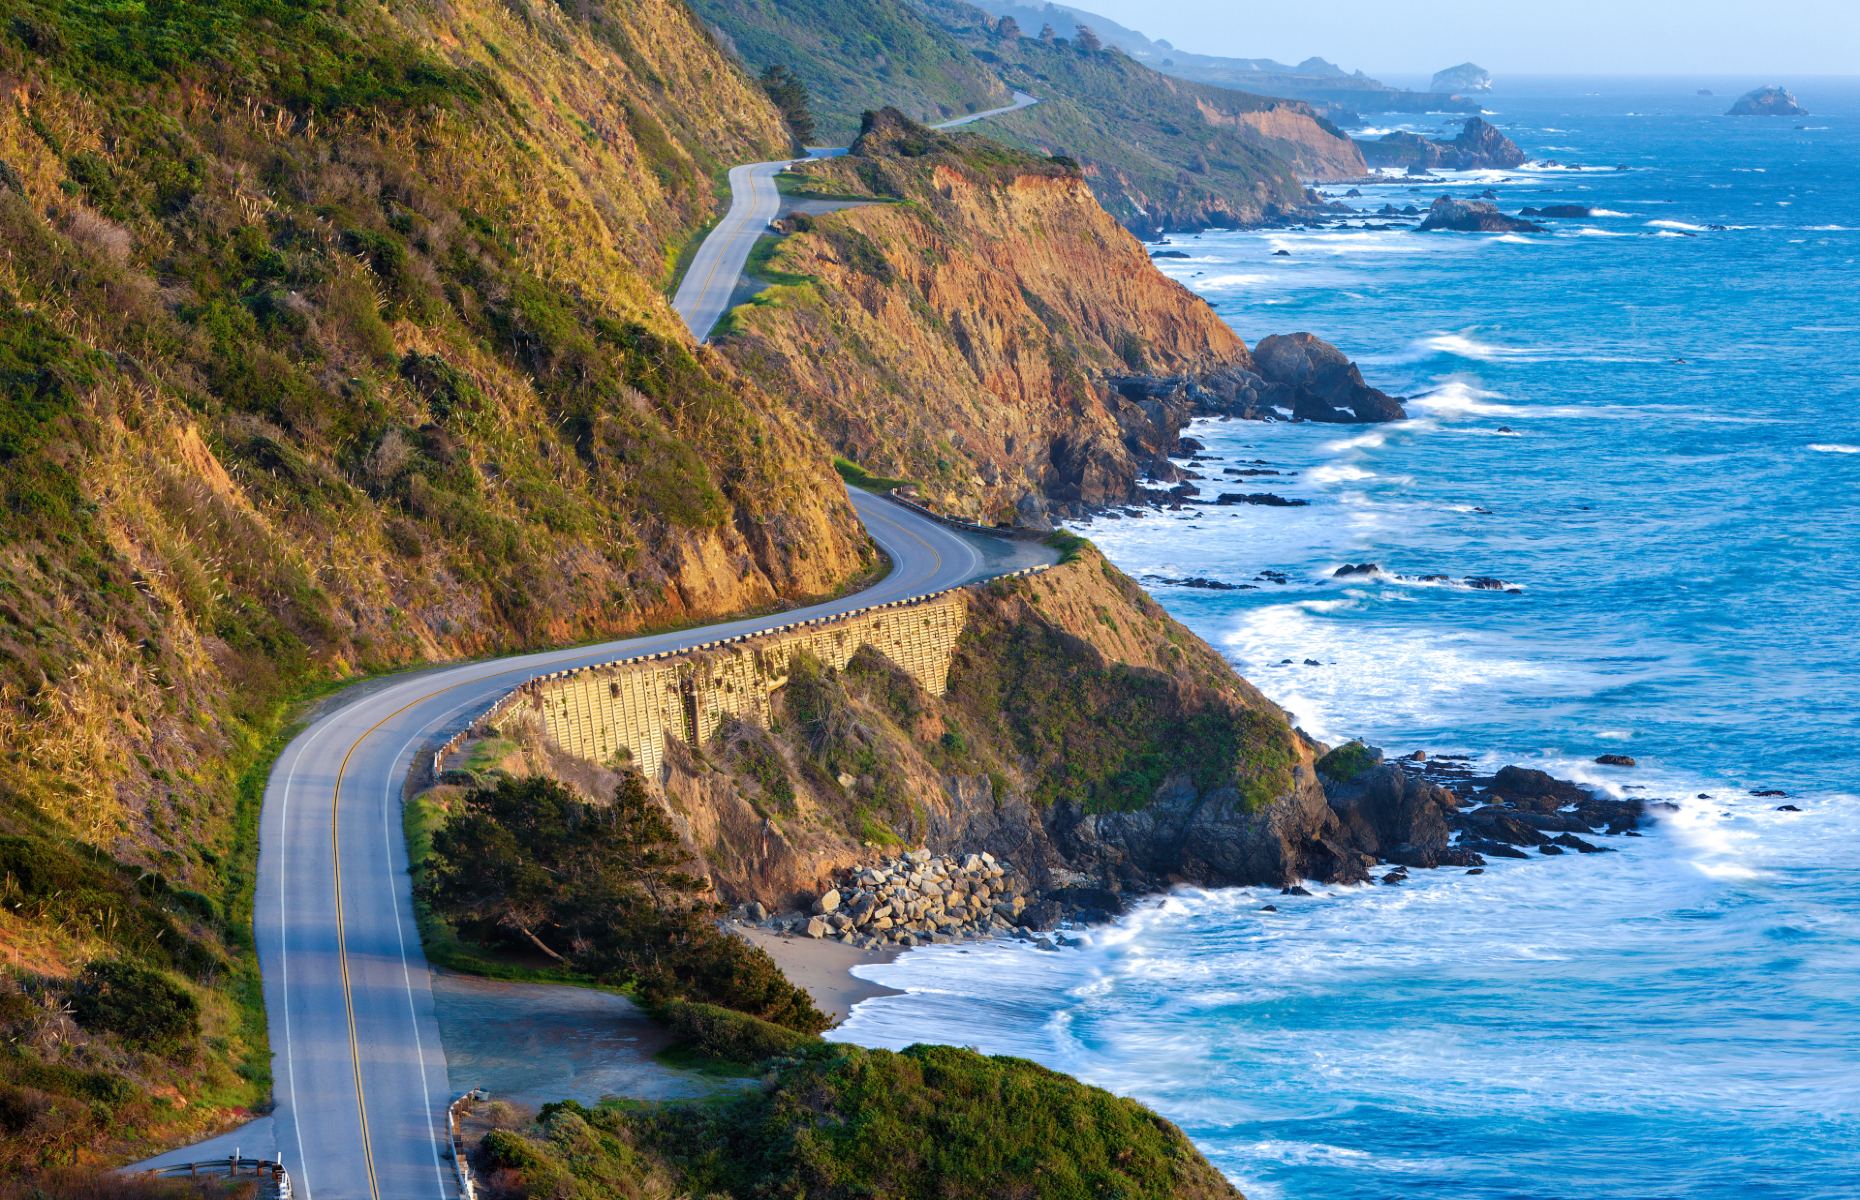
[1358,117,1528,171]
[1419,195,1545,233]
[1727,86,1806,116]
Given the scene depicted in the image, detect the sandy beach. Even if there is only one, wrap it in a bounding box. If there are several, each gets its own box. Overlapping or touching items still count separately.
[737,924,904,1023]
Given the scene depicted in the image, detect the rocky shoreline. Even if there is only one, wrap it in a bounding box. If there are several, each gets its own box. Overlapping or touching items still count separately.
[745,744,1652,959]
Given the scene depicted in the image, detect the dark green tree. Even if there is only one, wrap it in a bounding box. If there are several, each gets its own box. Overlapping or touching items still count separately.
[421,774,826,1032]
[759,64,816,148]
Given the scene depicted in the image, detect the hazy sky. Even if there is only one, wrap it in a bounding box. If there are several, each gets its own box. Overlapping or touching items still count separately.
[1074,0,1860,78]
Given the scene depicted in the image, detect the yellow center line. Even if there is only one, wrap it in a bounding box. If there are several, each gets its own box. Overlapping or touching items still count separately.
[328,678,485,1200]
[318,495,957,1197]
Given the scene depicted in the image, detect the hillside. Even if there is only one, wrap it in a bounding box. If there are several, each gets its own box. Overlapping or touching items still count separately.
[719,110,1253,522]
[924,0,1363,229]
[963,0,1476,115]
[720,110,1395,526]
[689,0,1011,141]
[461,545,1338,917]
[695,0,1361,232]
[474,1042,1244,1200]
[0,0,870,1170]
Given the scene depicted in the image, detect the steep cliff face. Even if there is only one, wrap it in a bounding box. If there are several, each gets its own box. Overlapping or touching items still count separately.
[721,112,1253,521]
[531,547,1347,915]
[0,0,870,1168]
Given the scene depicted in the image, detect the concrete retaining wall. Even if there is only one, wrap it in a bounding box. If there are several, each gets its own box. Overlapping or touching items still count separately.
[480,571,1042,778]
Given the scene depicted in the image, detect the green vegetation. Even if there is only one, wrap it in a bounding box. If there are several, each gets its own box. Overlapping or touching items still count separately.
[831,455,911,492]
[0,0,850,1174]
[1045,528,1091,563]
[1317,740,1380,783]
[417,775,827,1032]
[950,596,1299,812]
[689,0,1010,141]
[68,961,200,1052]
[656,998,811,1066]
[759,64,816,147]
[474,1042,1242,1200]
[919,2,1326,231]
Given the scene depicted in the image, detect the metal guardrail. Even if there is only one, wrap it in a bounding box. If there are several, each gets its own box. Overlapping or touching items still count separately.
[449,1089,483,1200]
[145,1152,292,1197]
[884,488,1054,541]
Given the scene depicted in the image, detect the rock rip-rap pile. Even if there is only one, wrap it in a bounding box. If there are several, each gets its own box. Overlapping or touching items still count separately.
[793,849,1029,948]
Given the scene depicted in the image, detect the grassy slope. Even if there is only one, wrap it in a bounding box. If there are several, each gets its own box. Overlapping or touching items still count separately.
[0,0,874,1173]
[695,0,1354,231]
[688,0,1011,142]
[921,0,1357,230]
[477,1041,1242,1200]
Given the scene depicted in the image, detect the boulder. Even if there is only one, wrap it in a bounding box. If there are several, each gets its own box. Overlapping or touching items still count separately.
[1323,763,1468,868]
[812,888,841,914]
[1252,333,1408,423]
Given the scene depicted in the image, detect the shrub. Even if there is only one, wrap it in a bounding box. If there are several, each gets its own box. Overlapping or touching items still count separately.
[656,998,810,1064]
[1316,740,1380,783]
[68,961,198,1050]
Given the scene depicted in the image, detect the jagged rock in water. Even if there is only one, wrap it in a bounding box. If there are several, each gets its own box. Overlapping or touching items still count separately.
[1359,117,1526,171]
[1419,195,1544,234]
[1251,333,1408,422]
[1727,86,1806,116]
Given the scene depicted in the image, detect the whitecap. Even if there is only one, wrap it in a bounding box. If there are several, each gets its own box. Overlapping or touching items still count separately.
[1575,227,1633,238]
[1495,234,1536,244]
[1806,224,1853,231]
[1325,428,1389,451]
[1648,219,1711,232]
[1807,443,1860,454]
[1307,463,1377,484]
[1198,273,1273,288]
[1589,208,1633,218]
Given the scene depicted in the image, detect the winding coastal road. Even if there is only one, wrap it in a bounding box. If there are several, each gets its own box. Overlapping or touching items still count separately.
[140,493,1050,1199]
[672,90,1037,341]
[140,87,1050,1199]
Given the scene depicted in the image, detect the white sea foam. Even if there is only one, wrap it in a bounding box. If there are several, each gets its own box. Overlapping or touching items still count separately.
[1418,332,1546,362]
[1808,443,1860,454]
[1575,226,1633,237]
[1589,208,1633,218]
[1198,273,1273,289]
[1495,234,1536,245]
[1806,224,1854,232]
[1648,219,1712,232]
[1325,428,1389,451]
[1307,463,1377,484]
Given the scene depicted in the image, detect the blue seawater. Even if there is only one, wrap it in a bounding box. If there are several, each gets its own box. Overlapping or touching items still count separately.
[833,79,1860,1198]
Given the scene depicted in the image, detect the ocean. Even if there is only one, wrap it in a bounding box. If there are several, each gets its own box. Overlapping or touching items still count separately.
[832,78,1860,1198]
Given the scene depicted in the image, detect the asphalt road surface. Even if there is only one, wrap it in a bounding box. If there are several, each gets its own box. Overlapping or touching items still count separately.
[152,491,1051,1199]
[672,90,1038,342]
[147,87,1048,1200]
